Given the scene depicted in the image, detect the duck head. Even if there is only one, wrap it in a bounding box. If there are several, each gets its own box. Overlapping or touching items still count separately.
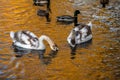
[100,0,109,8]
[74,10,80,16]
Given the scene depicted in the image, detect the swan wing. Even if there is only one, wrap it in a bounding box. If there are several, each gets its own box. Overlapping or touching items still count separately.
[10,31,39,48]
[20,31,39,48]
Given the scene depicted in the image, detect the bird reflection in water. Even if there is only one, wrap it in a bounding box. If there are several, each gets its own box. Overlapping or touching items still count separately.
[12,44,32,57]
[39,50,58,65]
[12,44,58,65]
[70,39,92,59]
[0,52,25,79]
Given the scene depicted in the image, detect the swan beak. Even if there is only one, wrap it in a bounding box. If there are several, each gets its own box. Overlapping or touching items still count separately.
[52,44,59,51]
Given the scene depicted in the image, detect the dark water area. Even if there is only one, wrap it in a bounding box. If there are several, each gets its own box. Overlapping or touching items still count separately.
[0,0,120,80]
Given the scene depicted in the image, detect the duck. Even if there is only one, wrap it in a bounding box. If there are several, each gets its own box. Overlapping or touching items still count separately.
[100,0,109,8]
[37,0,51,22]
[33,0,50,6]
[56,10,80,25]
[67,21,92,49]
[10,30,58,51]
[37,9,51,22]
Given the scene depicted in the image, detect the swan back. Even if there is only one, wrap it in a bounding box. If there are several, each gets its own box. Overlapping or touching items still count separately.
[10,31,39,48]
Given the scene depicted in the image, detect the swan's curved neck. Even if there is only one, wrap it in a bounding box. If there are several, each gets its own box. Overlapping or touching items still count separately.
[38,35,54,50]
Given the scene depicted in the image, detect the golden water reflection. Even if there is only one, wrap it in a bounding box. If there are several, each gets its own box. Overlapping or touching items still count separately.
[0,0,119,80]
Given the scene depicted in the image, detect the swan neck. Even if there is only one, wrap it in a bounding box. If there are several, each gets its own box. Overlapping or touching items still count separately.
[39,35,54,50]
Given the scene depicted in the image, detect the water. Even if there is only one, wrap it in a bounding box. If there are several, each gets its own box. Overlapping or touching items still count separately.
[0,0,120,80]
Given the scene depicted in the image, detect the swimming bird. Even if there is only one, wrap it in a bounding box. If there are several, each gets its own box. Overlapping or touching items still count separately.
[33,0,50,6]
[10,31,58,51]
[100,0,109,8]
[56,10,80,25]
[37,0,51,22]
[37,9,50,22]
[67,21,92,49]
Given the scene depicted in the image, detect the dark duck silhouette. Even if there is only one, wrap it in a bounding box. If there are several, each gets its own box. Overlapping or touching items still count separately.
[37,0,51,22]
[56,10,80,25]
[100,0,109,8]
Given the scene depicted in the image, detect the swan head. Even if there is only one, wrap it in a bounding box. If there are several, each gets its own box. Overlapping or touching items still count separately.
[50,44,59,51]
[67,28,80,48]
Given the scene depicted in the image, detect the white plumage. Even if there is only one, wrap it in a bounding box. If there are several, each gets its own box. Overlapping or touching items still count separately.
[67,21,92,47]
[10,31,58,51]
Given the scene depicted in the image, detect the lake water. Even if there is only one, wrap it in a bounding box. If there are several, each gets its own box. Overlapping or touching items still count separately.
[0,0,120,80]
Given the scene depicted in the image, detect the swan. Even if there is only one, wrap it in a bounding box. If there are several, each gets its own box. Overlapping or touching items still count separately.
[10,31,58,51]
[67,21,92,48]
[56,10,80,25]
[33,0,50,6]
[100,0,109,8]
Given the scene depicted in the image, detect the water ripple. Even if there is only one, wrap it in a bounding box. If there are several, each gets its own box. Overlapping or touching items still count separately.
[0,54,25,79]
